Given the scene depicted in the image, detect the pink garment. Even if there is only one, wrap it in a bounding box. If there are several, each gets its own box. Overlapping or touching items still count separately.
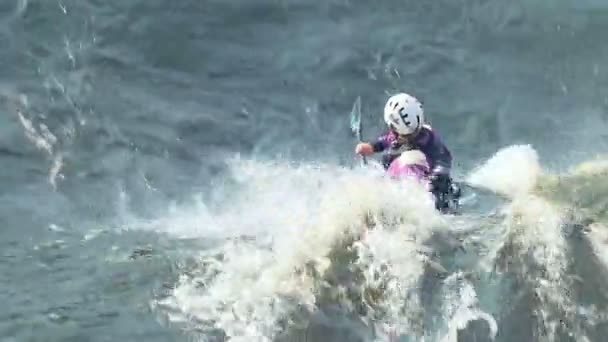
[387,163,429,181]
[386,150,432,190]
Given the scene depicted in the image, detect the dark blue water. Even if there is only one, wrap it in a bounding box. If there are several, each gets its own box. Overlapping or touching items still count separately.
[3,1,608,341]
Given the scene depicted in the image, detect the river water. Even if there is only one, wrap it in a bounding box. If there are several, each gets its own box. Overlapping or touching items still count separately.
[2,1,608,341]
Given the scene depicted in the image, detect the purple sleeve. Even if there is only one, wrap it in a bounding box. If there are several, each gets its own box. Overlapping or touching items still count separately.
[421,129,452,172]
[372,131,394,152]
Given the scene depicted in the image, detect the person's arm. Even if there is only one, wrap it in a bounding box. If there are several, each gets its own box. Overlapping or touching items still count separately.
[355,133,390,155]
[430,141,452,175]
[371,140,386,153]
[419,128,452,175]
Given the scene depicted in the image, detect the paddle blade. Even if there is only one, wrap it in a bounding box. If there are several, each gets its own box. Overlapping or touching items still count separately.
[349,96,367,165]
[350,96,362,140]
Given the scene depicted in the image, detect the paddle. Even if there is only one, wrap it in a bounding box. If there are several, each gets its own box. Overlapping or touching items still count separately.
[349,96,368,165]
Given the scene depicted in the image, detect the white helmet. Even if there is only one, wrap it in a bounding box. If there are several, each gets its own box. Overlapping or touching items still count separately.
[383,93,424,135]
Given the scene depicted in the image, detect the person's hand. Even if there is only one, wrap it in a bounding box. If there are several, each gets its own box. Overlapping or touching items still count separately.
[355,143,374,156]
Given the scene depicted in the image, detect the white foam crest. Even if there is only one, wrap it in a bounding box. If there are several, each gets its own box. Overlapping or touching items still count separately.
[587,223,608,272]
[452,142,590,340]
[542,155,608,277]
[353,228,431,340]
[155,158,446,341]
[466,144,541,199]
[501,194,582,341]
[168,240,313,342]
[569,157,608,176]
[17,109,55,156]
[438,273,498,342]
[16,108,66,189]
[346,178,445,341]
[465,149,608,340]
[506,196,566,277]
[130,158,337,240]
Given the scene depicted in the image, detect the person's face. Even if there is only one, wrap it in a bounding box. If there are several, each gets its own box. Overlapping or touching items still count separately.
[389,125,417,145]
